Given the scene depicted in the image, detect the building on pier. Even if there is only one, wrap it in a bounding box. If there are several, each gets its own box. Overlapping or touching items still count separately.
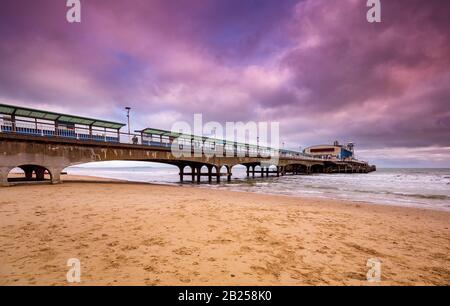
[303,141,355,160]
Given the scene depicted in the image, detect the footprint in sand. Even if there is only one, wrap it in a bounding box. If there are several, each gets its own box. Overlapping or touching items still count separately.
[142,237,166,247]
[121,244,139,251]
[106,241,120,247]
[143,265,157,272]
[179,277,191,283]
[172,247,198,256]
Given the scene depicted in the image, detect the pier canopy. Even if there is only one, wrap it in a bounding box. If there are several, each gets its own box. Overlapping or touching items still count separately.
[137,127,207,147]
[137,127,248,147]
[136,127,279,156]
[137,127,183,138]
[0,103,125,130]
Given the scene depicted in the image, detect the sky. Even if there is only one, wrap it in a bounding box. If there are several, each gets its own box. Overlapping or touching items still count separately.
[0,0,449,167]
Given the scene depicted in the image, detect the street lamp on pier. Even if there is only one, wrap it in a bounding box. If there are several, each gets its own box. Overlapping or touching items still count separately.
[125,107,131,134]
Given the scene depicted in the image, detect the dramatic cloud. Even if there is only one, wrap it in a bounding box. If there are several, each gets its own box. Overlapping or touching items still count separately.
[0,0,449,167]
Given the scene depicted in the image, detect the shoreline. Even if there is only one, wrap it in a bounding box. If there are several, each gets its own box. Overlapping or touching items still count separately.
[64,174,450,213]
[1,177,449,285]
[11,173,450,214]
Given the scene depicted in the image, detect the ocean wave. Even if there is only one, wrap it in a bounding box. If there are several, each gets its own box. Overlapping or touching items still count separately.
[303,185,341,191]
[300,185,450,202]
[351,189,450,201]
[390,193,450,201]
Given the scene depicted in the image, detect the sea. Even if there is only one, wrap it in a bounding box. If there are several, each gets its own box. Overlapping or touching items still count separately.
[67,164,450,212]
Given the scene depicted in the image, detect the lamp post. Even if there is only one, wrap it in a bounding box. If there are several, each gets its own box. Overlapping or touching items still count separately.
[257,136,260,156]
[211,127,217,151]
[125,107,131,134]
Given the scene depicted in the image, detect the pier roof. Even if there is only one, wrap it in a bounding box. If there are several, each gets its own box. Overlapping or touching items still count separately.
[137,128,273,150]
[0,103,125,129]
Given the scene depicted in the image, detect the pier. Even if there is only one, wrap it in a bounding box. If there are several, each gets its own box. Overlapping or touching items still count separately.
[0,103,375,186]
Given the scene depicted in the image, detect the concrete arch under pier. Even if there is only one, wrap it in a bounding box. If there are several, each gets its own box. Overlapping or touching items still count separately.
[6,164,53,184]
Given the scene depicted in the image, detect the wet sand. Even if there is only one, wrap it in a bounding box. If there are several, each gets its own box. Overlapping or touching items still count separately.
[0,175,449,285]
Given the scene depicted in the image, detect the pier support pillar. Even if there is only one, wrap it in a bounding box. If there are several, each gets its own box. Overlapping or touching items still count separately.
[207,166,212,183]
[20,165,34,180]
[48,167,63,184]
[35,167,45,181]
[246,166,250,177]
[0,167,10,187]
[179,165,184,183]
[276,166,280,177]
[223,166,231,182]
[47,167,63,184]
[191,166,195,182]
[216,166,221,183]
[252,166,255,178]
[196,166,201,183]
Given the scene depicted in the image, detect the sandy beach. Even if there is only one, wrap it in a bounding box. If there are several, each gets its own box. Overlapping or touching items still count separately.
[0,175,449,286]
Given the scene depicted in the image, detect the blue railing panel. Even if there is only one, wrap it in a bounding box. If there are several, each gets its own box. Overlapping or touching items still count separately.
[43,130,55,136]
[16,127,42,136]
[1,125,12,132]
